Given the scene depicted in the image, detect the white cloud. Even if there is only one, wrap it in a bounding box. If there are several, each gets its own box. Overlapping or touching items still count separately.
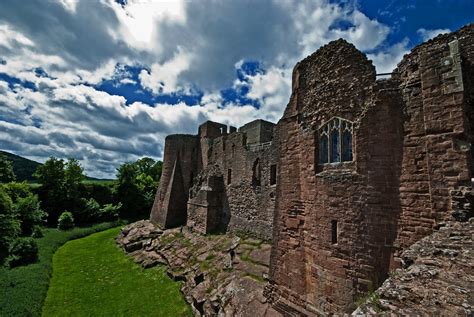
[0,24,34,49]
[139,49,192,94]
[0,0,439,177]
[417,28,450,41]
[368,38,410,73]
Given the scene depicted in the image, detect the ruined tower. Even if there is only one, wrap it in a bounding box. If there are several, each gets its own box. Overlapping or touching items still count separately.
[150,24,474,315]
[266,24,474,314]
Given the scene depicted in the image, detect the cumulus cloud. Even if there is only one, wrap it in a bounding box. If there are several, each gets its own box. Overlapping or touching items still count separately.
[0,0,418,177]
[417,28,451,42]
[367,38,410,73]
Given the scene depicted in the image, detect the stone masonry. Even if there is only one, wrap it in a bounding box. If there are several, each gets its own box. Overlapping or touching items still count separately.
[150,24,474,315]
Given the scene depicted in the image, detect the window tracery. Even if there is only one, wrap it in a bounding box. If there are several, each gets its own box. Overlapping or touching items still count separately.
[318,117,353,164]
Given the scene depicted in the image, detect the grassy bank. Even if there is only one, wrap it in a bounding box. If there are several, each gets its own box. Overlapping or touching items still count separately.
[42,227,192,317]
[0,222,118,317]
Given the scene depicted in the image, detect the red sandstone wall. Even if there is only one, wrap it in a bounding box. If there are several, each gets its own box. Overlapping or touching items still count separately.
[394,25,474,251]
[268,25,474,314]
[204,129,278,240]
[150,134,199,227]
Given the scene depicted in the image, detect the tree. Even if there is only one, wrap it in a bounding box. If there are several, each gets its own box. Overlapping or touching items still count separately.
[0,156,15,183]
[114,157,162,220]
[64,158,84,211]
[34,157,66,224]
[15,194,47,235]
[0,187,20,263]
[33,157,65,188]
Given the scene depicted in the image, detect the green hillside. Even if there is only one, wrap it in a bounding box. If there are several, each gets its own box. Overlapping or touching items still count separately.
[0,150,41,182]
[0,151,113,182]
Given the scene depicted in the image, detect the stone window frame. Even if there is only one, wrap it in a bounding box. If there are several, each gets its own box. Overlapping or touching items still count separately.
[270,164,277,186]
[318,117,353,165]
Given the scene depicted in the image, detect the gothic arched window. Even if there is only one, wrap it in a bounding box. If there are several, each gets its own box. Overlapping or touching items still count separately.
[318,117,353,164]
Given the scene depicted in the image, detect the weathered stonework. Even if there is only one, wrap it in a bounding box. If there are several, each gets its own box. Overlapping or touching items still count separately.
[151,119,278,240]
[149,24,474,315]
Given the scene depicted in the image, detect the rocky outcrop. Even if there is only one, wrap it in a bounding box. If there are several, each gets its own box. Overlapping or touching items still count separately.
[353,218,473,316]
[116,220,281,317]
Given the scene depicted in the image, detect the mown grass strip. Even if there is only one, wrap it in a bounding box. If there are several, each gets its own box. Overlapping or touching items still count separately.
[42,227,192,317]
[0,222,118,317]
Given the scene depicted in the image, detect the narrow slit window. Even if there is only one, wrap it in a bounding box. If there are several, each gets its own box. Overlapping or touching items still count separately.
[270,164,277,185]
[252,158,261,186]
[227,169,232,185]
[331,220,338,244]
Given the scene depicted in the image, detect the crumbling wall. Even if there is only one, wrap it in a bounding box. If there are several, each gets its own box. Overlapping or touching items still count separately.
[267,39,404,314]
[393,25,474,253]
[150,134,199,228]
[268,25,474,315]
[203,124,278,240]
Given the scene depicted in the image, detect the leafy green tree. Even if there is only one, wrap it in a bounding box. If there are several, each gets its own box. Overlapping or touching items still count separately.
[64,158,84,212]
[34,157,65,189]
[34,157,85,224]
[34,157,66,224]
[2,182,31,203]
[115,158,162,220]
[0,155,15,183]
[0,187,20,263]
[14,194,47,235]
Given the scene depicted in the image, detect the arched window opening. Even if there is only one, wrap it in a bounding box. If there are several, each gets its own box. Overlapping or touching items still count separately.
[342,130,352,162]
[330,125,340,163]
[318,117,353,164]
[252,158,261,187]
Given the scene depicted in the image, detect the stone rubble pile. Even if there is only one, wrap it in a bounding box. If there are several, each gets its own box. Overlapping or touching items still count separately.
[116,220,281,317]
[354,217,473,316]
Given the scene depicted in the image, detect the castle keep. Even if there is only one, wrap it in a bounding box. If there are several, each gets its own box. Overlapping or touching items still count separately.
[150,25,474,314]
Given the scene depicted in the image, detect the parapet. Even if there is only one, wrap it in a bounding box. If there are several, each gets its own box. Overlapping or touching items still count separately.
[199,121,228,139]
[239,119,275,145]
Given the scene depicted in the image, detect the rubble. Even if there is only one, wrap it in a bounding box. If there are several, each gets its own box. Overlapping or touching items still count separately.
[116,220,281,317]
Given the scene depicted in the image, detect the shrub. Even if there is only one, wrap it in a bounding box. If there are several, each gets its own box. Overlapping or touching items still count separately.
[7,237,38,267]
[58,211,74,230]
[31,225,44,238]
[2,182,31,203]
[0,188,20,262]
[99,202,121,221]
[74,198,101,224]
[14,194,47,235]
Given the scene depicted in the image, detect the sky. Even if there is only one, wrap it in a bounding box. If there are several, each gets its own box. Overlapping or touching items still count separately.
[0,0,472,179]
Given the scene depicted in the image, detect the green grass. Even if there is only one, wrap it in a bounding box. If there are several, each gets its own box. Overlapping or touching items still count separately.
[0,222,118,317]
[42,227,192,317]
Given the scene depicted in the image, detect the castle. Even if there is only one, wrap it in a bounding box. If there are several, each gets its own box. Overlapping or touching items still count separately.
[150,25,473,314]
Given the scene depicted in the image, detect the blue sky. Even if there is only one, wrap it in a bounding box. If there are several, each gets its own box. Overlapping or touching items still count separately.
[0,0,472,178]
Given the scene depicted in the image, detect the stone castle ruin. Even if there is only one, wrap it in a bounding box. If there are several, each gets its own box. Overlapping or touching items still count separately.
[150,25,474,314]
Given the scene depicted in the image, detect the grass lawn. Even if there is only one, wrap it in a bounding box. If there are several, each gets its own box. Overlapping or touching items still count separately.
[42,227,192,317]
[0,222,118,317]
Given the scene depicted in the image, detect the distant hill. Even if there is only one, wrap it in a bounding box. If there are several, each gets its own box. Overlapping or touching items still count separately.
[0,150,41,182]
[0,150,112,182]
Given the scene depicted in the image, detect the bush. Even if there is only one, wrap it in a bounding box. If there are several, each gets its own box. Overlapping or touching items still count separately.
[99,202,121,221]
[74,198,101,224]
[14,194,47,235]
[7,237,38,267]
[31,225,44,238]
[0,188,20,262]
[2,182,31,203]
[58,211,74,230]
